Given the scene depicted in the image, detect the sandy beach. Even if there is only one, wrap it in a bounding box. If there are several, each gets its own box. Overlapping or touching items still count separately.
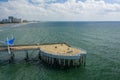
[0,23,7,27]
[0,22,31,27]
[0,23,17,27]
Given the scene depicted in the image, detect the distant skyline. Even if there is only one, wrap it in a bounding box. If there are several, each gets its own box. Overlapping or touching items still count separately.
[0,0,120,21]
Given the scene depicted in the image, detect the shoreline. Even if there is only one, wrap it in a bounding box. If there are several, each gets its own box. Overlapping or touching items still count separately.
[0,23,10,27]
[0,22,31,27]
[0,23,21,27]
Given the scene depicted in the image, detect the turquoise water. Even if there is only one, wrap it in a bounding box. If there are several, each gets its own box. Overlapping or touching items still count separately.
[0,22,120,80]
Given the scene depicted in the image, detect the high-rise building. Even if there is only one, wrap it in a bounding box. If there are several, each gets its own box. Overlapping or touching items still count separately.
[1,16,22,23]
[8,16,14,23]
[13,18,22,23]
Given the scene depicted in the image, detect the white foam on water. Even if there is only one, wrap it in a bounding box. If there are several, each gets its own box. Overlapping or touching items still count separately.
[11,23,31,28]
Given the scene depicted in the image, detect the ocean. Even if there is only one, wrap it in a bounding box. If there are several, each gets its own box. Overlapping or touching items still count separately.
[0,22,120,80]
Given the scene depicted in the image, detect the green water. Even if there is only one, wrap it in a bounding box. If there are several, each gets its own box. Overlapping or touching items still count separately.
[0,22,120,80]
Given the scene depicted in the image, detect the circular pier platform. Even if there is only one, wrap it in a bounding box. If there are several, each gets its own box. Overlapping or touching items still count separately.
[39,43,87,67]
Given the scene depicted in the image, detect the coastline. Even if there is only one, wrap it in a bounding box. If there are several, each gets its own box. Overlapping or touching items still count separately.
[0,23,10,27]
[0,22,31,27]
[0,23,20,27]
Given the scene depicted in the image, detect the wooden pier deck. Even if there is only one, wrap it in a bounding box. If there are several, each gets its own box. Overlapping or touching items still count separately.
[0,43,87,67]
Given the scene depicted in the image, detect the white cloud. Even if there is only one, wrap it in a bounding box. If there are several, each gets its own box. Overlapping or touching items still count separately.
[115,0,120,3]
[0,0,120,21]
[30,0,44,3]
[30,0,57,3]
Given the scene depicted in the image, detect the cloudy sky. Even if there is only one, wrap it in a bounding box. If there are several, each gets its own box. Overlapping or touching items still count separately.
[0,0,120,21]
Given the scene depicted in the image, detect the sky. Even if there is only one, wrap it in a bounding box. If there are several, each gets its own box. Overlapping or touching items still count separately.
[0,0,120,21]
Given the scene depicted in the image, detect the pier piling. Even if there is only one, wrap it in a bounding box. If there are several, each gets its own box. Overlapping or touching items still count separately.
[24,50,29,62]
[9,51,14,63]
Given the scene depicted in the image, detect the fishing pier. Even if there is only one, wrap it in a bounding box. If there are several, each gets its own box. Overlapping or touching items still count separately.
[0,43,87,67]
